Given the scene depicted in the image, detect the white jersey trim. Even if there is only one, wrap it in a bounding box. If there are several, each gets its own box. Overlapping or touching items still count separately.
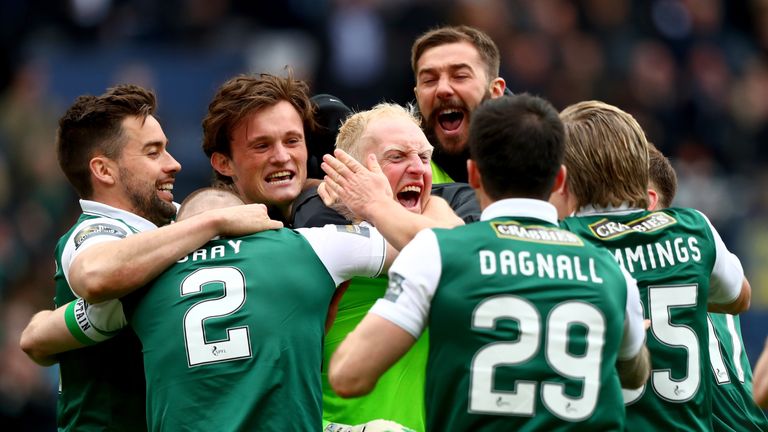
[297,223,387,286]
[697,210,744,305]
[370,229,441,339]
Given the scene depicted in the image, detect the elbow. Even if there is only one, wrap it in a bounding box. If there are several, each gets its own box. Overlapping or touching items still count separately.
[19,330,56,367]
[729,278,752,315]
[329,373,374,398]
[328,362,375,398]
[69,262,112,304]
[723,291,751,316]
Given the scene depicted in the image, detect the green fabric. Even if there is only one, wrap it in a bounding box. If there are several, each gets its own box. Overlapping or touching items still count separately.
[425,217,629,431]
[561,208,719,431]
[430,161,454,184]
[63,300,93,346]
[321,276,427,431]
[54,214,147,432]
[126,230,337,431]
[708,313,768,431]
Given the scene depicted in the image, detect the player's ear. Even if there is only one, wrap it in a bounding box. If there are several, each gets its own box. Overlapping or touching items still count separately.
[210,152,234,177]
[647,188,659,211]
[489,77,506,98]
[90,156,117,187]
[549,165,574,220]
[467,159,482,190]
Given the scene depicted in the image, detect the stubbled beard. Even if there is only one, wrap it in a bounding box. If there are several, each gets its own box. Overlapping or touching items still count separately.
[120,166,177,226]
[423,88,493,155]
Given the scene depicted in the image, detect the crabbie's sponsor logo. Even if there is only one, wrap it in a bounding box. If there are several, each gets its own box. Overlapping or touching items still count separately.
[74,224,128,248]
[491,221,583,246]
[589,212,677,240]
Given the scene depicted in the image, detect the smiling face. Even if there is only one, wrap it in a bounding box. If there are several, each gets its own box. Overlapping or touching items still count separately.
[115,115,181,226]
[415,41,502,155]
[361,115,433,214]
[213,100,307,215]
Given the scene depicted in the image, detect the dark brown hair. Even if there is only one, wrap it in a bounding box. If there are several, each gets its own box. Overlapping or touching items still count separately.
[202,73,316,184]
[57,84,157,198]
[411,25,501,80]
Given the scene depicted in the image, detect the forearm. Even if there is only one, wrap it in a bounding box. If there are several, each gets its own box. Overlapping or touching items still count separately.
[617,345,651,389]
[753,338,768,408]
[329,314,416,397]
[20,306,84,366]
[365,199,462,251]
[70,213,223,303]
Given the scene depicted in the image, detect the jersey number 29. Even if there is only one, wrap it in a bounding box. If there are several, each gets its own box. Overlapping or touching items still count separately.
[469,295,606,421]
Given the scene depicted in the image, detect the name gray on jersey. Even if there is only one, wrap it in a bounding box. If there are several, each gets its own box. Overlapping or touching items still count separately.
[177,239,242,263]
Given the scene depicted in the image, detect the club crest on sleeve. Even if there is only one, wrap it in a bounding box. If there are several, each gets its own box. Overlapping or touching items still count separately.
[74,223,128,248]
[335,224,371,238]
[385,272,406,302]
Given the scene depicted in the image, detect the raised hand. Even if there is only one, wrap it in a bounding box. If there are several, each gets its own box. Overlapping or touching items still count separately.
[211,203,283,237]
[321,149,393,221]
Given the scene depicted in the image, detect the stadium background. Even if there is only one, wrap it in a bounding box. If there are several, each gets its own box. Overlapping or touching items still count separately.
[2,0,768,428]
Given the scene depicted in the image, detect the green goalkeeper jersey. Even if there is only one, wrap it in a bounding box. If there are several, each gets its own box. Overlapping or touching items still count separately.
[321,275,427,431]
[561,207,745,432]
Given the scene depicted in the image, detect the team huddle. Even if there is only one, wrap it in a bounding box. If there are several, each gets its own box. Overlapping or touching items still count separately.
[18,25,768,432]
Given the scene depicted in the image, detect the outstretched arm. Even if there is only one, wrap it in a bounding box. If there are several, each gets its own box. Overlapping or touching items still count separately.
[329,314,416,397]
[70,204,283,303]
[20,303,84,366]
[321,149,463,250]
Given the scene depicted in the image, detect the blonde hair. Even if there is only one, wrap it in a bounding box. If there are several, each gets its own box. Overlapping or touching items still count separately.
[335,102,422,161]
[560,100,649,209]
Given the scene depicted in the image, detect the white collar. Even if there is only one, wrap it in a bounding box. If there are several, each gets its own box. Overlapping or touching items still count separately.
[575,202,645,217]
[80,199,159,232]
[481,198,559,225]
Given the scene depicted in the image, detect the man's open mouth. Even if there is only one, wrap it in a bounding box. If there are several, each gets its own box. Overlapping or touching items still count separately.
[438,108,465,132]
[397,185,423,208]
[266,170,294,184]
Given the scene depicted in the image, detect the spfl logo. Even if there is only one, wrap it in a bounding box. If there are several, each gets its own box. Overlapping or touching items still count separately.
[211,345,226,357]
[74,223,128,248]
[384,273,405,302]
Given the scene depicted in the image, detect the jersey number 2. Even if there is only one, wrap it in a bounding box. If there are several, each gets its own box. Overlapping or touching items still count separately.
[182,267,252,367]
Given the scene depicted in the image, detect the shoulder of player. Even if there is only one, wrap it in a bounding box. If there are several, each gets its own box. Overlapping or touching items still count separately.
[66,216,135,249]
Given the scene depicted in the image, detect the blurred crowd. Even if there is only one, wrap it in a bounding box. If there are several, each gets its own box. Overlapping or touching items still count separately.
[2,0,768,428]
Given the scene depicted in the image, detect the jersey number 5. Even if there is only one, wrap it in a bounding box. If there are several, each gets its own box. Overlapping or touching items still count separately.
[182,267,252,367]
[623,284,701,404]
[469,295,606,421]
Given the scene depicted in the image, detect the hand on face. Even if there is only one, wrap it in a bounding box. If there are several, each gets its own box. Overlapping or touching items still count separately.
[321,149,393,222]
